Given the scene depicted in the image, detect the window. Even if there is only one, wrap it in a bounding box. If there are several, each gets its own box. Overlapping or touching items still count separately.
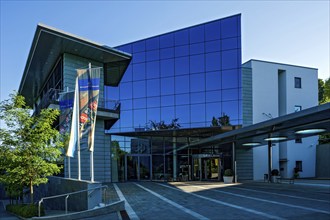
[295,161,302,172]
[294,105,302,112]
[294,77,301,88]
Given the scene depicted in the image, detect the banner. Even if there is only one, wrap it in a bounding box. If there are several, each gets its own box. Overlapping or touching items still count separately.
[59,91,74,135]
[67,80,79,157]
[77,67,101,152]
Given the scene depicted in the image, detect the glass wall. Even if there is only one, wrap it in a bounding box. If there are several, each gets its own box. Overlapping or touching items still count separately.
[106,14,242,133]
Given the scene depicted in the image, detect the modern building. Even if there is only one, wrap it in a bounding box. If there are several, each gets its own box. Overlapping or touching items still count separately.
[18,14,324,183]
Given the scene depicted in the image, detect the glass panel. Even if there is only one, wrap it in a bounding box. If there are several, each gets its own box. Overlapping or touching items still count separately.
[221,16,238,39]
[147,97,160,108]
[153,155,165,180]
[161,77,174,95]
[160,48,174,59]
[221,49,238,70]
[206,71,221,91]
[121,65,132,82]
[120,110,133,128]
[161,59,174,77]
[146,61,160,79]
[206,90,221,102]
[190,25,204,43]
[176,105,190,124]
[222,100,239,122]
[175,57,189,75]
[191,104,205,123]
[133,40,146,52]
[133,63,145,80]
[121,99,133,110]
[105,86,119,100]
[127,156,138,180]
[146,79,160,97]
[175,93,189,105]
[222,69,239,89]
[160,33,174,48]
[147,107,160,122]
[161,106,175,122]
[190,43,204,55]
[120,82,132,100]
[190,73,205,92]
[206,52,221,71]
[165,155,173,180]
[175,75,189,94]
[205,20,221,41]
[206,102,222,122]
[222,37,238,50]
[190,55,204,73]
[161,95,175,107]
[146,50,159,61]
[222,89,239,101]
[175,45,189,57]
[133,51,145,63]
[134,109,146,128]
[205,40,221,53]
[191,92,205,104]
[133,98,146,109]
[146,37,159,50]
[175,29,189,46]
[140,156,151,180]
[117,44,132,53]
[133,81,146,98]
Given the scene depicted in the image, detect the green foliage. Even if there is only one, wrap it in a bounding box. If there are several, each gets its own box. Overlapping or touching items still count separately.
[148,118,181,130]
[0,92,64,204]
[211,113,231,127]
[6,204,45,218]
[319,78,330,104]
[224,169,233,176]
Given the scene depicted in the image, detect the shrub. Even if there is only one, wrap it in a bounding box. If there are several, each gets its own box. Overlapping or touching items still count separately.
[224,169,233,176]
[271,169,279,176]
[6,204,45,218]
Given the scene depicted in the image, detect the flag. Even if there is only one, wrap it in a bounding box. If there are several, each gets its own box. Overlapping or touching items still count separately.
[59,91,74,135]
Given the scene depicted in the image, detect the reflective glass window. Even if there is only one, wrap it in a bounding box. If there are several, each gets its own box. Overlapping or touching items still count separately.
[222,100,239,121]
[175,75,189,94]
[147,107,160,122]
[146,61,160,79]
[206,90,221,102]
[191,104,205,123]
[206,71,221,91]
[175,94,189,105]
[190,43,204,55]
[206,52,221,71]
[133,63,145,80]
[105,86,119,100]
[133,98,146,109]
[121,99,133,110]
[175,57,189,75]
[161,77,174,95]
[190,54,204,73]
[205,40,221,53]
[161,95,174,107]
[132,40,146,53]
[160,59,174,77]
[146,79,160,96]
[222,69,239,89]
[221,16,238,39]
[160,33,174,48]
[176,105,190,124]
[134,109,146,127]
[146,37,159,50]
[121,65,132,82]
[222,37,238,51]
[146,50,159,61]
[147,97,160,108]
[120,82,132,100]
[133,52,145,63]
[121,110,133,128]
[160,48,174,59]
[117,44,132,53]
[206,102,221,122]
[175,45,189,57]
[161,106,175,122]
[205,20,221,41]
[190,25,204,43]
[190,73,205,92]
[222,49,238,70]
[133,81,146,98]
[191,92,205,104]
[175,29,189,46]
[222,89,239,101]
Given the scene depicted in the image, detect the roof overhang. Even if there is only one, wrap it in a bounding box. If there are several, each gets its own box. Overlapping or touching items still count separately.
[19,23,132,107]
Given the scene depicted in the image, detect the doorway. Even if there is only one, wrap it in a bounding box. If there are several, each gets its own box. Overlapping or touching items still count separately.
[192,154,222,181]
[125,154,151,181]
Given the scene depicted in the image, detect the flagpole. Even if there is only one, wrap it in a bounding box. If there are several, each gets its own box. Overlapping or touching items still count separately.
[76,76,81,181]
[89,63,95,182]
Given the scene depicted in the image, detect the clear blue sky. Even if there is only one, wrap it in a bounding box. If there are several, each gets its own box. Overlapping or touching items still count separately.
[1,1,329,102]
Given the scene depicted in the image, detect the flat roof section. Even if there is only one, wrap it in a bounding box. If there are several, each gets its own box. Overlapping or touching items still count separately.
[19,23,132,107]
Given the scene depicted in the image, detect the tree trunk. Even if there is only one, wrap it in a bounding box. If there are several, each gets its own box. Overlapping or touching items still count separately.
[30,180,34,204]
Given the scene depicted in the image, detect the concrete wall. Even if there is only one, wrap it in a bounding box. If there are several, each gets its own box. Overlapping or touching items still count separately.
[316,144,330,178]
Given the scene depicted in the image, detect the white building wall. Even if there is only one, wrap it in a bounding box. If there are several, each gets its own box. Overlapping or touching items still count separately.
[244,60,318,180]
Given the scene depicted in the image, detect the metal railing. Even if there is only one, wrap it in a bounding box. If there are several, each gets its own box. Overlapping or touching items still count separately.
[38,185,108,217]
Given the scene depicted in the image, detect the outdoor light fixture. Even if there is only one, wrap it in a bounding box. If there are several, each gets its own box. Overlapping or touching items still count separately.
[264,137,287,141]
[295,128,326,135]
[242,142,261,146]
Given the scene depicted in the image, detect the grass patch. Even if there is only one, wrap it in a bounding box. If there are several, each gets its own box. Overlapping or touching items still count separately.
[6,204,45,218]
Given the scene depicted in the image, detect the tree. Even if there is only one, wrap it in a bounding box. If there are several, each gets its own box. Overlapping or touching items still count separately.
[148,118,181,130]
[211,113,231,127]
[0,92,64,204]
[319,78,330,104]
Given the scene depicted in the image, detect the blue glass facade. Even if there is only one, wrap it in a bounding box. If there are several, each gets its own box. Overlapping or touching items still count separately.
[106,14,242,132]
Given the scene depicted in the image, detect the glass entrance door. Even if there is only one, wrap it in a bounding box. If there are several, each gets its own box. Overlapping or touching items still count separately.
[126,155,151,181]
[192,155,221,181]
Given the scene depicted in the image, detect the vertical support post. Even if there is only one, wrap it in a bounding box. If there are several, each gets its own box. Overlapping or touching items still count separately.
[76,76,81,180]
[268,140,272,182]
[173,137,177,181]
[65,195,69,214]
[232,142,236,183]
[88,63,95,183]
[68,156,71,178]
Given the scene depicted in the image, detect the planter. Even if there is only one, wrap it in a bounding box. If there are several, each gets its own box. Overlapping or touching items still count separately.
[271,176,280,183]
[223,176,233,184]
